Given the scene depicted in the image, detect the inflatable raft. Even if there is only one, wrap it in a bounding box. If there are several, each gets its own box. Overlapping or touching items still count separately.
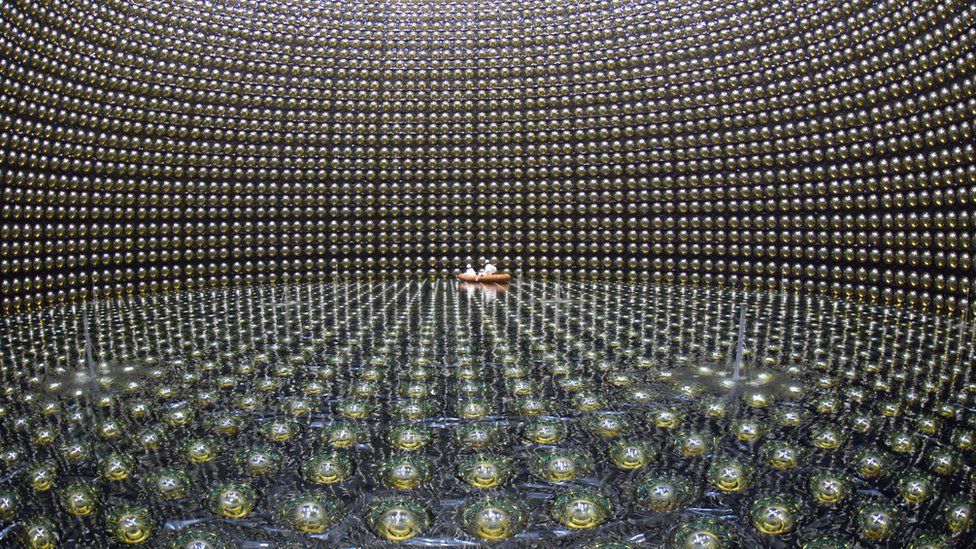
[457,273,512,283]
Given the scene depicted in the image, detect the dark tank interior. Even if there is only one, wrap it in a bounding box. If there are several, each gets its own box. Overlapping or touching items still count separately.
[1,0,975,547]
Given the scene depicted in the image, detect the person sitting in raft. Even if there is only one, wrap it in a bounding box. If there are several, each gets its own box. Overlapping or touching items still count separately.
[476,261,497,281]
[464,264,477,276]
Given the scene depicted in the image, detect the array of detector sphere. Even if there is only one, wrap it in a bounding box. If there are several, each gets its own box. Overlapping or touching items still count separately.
[0,0,975,315]
[0,280,974,546]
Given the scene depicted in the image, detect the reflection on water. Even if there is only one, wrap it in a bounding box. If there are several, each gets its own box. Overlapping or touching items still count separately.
[0,280,974,547]
[458,281,509,302]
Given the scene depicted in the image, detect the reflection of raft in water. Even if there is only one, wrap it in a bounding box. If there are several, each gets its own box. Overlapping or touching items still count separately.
[458,281,508,295]
[457,273,511,283]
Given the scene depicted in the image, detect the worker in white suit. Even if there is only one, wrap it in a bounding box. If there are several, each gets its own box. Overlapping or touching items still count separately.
[477,260,497,280]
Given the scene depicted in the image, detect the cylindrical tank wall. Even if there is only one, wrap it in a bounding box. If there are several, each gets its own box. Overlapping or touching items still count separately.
[1,0,975,314]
